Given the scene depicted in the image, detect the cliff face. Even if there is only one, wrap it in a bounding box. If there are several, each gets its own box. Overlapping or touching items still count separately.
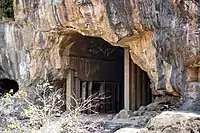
[0,0,200,110]
[0,24,30,86]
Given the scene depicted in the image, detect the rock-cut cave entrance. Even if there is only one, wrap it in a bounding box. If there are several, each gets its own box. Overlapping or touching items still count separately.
[65,35,152,113]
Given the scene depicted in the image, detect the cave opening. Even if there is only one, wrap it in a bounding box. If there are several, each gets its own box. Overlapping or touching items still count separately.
[0,78,19,95]
[64,35,152,113]
[68,36,124,113]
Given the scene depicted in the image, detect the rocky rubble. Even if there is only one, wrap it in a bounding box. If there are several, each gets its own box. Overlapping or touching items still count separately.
[146,111,200,133]
[0,94,29,132]
[115,97,179,120]
[1,92,199,133]
[0,93,178,133]
[113,96,200,133]
[102,96,180,133]
[116,111,200,133]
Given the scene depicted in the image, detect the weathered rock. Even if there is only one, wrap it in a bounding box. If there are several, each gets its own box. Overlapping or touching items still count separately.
[0,0,200,110]
[0,96,28,120]
[142,111,158,118]
[146,103,159,112]
[133,99,178,117]
[130,116,151,128]
[0,94,29,132]
[138,106,147,113]
[114,109,134,119]
[145,111,200,133]
[115,111,200,133]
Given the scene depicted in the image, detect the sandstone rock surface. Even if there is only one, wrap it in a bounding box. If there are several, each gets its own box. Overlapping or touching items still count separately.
[0,0,200,110]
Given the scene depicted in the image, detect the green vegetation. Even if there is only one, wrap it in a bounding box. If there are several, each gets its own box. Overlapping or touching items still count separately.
[0,0,14,19]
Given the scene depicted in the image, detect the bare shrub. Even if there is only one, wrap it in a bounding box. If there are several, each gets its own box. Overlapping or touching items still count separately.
[0,81,105,133]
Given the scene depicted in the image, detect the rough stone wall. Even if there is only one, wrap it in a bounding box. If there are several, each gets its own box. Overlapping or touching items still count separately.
[11,0,180,93]
[0,23,30,86]
[0,0,200,110]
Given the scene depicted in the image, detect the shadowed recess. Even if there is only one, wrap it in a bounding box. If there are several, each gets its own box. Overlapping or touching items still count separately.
[0,78,19,96]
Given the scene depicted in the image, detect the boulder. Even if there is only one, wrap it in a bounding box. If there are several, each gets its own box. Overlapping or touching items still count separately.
[115,111,200,133]
[146,111,200,133]
[114,109,134,119]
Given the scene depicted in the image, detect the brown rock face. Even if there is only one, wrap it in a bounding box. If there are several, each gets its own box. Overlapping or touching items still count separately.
[0,0,200,110]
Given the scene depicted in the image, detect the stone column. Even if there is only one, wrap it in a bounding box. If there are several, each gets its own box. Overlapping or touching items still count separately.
[136,66,141,109]
[99,82,105,113]
[146,77,150,104]
[75,71,80,99]
[142,71,149,105]
[66,69,75,109]
[124,48,130,110]
[81,81,87,102]
[88,81,93,113]
[130,61,136,110]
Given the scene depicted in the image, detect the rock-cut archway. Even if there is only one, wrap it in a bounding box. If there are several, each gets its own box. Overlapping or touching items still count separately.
[61,34,152,113]
[67,36,124,113]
